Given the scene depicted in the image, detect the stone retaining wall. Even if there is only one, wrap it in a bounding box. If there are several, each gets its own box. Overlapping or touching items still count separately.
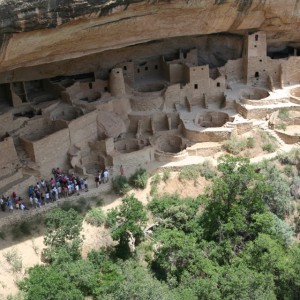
[154,149,188,162]
[275,130,300,144]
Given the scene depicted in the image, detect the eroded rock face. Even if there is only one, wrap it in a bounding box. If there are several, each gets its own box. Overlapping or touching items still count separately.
[1,0,300,80]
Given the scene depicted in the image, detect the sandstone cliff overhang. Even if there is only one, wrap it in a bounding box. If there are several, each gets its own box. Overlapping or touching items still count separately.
[1,0,300,76]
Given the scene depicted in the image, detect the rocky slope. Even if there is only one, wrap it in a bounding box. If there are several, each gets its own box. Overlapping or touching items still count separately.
[1,0,300,79]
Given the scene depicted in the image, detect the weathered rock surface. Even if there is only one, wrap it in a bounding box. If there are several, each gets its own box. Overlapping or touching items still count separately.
[1,0,300,78]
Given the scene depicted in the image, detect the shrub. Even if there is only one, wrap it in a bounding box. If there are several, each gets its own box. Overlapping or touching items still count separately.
[259,130,269,140]
[278,148,300,165]
[95,197,104,206]
[262,142,276,153]
[129,168,148,189]
[223,137,247,155]
[283,165,295,177]
[59,199,89,214]
[85,208,106,226]
[246,137,256,148]
[162,169,171,182]
[278,108,289,120]
[259,161,292,218]
[11,221,32,240]
[151,173,161,186]
[3,249,23,273]
[112,175,130,195]
[179,164,201,182]
[290,176,300,200]
[150,174,161,196]
[277,122,287,131]
[60,201,75,211]
[199,160,216,179]
[295,206,300,233]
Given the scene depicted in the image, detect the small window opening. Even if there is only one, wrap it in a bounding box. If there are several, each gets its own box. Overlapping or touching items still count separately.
[104,87,108,92]
[259,59,262,62]
[255,34,258,41]
[116,71,119,74]
[88,82,92,89]
[137,68,140,73]
[194,84,198,89]
[155,65,158,70]
[217,82,220,87]
[145,66,148,71]
[123,66,127,71]
[255,72,259,78]
[254,45,257,48]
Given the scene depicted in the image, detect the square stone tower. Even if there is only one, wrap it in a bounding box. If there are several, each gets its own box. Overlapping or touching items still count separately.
[243,31,268,86]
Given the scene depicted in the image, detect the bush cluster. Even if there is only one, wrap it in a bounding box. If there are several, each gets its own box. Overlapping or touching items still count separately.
[129,168,148,189]
[112,175,130,195]
[16,156,300,300]
[113,168,149,195]
[179,161,216,182]
[223,137,248,154]
[85,208,106,226]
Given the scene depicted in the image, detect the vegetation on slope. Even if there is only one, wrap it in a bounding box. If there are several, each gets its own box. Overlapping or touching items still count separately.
[13,155,300,300]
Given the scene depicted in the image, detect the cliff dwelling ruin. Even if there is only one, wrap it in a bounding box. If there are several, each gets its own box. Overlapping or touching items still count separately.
[1,29,300,196]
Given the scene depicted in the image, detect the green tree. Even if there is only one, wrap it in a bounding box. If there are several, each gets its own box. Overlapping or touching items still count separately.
[259,160,292,218]
[240,233,294,298]
[218,264,276,300]
[87,249,124,297]
[199,156,268,250]
[106,194,148,253]
[109,260,175,300]
[250,212,294,246]
[43,208,83,263]
[148,194,201,233]
[19,265,83,300]
[60,260,100,297]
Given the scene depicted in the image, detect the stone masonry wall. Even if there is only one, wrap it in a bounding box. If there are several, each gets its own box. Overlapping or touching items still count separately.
[69,111,98,151]
[0,136,18,166]
[33,128,71,176]
[183,128,232,142]
[275,130,300,144]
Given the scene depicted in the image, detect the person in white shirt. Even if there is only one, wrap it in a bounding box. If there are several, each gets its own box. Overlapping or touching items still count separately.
[103,169,109,183]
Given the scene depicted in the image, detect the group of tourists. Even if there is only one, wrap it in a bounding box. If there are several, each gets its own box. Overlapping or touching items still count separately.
[0,193,29,212]
[0,165,114,214]
[0,167,89,213]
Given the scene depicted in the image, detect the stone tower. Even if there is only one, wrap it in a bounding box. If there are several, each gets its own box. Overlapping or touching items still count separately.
[243,31,268,86]
[109,68,126,96]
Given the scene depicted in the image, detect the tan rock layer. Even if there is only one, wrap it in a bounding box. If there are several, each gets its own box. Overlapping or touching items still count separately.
[1,0,300,72]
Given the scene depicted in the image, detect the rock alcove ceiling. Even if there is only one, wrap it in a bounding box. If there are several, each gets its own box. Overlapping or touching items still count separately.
[0,0,300,82]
